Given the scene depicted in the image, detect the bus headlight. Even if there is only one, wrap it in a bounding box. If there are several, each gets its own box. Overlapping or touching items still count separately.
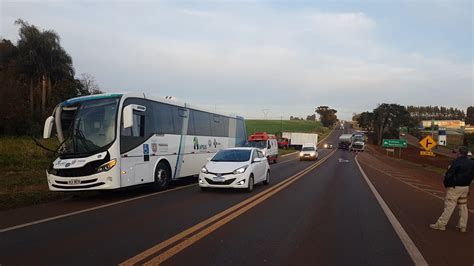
[96,159,117,173]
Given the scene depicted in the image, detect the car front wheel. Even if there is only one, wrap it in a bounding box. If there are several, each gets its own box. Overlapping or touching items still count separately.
[246,175,254,193]
[263,171,270,185]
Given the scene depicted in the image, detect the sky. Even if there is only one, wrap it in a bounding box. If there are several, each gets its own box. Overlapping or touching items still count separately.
[1,0,472,120]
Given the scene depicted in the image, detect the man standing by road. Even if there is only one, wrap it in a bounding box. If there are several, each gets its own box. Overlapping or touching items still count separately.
[430,146,474,232]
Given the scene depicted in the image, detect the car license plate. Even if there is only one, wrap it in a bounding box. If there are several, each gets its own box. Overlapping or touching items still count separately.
[68,179,81,185]
[213,175,225,182]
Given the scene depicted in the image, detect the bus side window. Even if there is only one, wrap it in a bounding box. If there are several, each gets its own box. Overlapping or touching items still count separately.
[153,102,174,134]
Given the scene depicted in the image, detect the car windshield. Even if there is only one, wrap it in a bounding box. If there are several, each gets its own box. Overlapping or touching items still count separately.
[211,149,251,162]
[302,147,315,151]
[248,140,267,149]
[60,97,119,155]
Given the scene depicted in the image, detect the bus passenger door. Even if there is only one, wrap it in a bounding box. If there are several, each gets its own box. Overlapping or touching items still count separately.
[120,102,152,186]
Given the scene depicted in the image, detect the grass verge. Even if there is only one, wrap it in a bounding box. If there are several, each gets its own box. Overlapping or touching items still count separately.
[0,136,71,210]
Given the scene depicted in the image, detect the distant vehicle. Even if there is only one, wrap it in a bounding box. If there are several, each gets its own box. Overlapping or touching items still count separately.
[247,132,279,163]
[277,137,289,149]
[199,148,270,192]
[42,93,247,192]
[350,133,365,152]
[338,134,352,150]
[323,143,333,149]
[299,143,319,161]
[282,132,318,149]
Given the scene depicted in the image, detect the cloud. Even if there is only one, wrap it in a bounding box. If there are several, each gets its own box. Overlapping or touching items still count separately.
[1,2,471,120]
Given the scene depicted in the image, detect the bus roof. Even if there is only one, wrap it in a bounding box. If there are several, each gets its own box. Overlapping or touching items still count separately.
[61,92,243,119]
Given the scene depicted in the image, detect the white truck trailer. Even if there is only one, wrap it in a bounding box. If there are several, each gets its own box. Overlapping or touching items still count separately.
[282,132,318,149]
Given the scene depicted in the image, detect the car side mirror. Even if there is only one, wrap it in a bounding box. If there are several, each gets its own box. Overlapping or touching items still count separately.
[253,157,262,163]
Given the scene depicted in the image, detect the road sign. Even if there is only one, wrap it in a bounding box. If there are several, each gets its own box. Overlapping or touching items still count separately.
[420,151,435,157]
[399,127,408,134]
[382,139,407,148]
[419,135,437,151]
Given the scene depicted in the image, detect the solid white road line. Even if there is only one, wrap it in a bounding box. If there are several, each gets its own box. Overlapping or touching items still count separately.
[355,155,428,266]
[362,161,474,215]
[0,183,197,233]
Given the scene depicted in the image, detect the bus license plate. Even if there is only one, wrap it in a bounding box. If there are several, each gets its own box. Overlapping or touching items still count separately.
[68,179,81,185]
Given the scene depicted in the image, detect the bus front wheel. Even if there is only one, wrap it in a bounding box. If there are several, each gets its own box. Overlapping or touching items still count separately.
[153,161,171,191]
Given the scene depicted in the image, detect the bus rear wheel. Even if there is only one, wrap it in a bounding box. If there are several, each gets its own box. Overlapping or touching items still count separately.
[153,161,171,191]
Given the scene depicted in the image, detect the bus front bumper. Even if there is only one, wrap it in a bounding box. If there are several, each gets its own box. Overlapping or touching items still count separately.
[46,170,120,191]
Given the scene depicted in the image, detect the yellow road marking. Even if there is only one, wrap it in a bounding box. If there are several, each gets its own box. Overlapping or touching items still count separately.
[120,150,337,265]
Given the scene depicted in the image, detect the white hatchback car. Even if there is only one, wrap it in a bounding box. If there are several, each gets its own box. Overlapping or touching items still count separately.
[199,147,270,192]
[299,143,319,161]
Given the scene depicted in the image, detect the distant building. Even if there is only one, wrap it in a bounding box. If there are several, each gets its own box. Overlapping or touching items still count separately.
[420,120,465,129]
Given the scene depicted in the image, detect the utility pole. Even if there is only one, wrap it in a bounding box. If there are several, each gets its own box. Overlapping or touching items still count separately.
[280,116,283,135]
[262,109,269,120]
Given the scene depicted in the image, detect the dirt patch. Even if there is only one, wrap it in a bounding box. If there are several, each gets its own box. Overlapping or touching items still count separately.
[369,143,452,169]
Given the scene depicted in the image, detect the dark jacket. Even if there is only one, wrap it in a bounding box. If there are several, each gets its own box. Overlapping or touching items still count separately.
[444,156,474,187]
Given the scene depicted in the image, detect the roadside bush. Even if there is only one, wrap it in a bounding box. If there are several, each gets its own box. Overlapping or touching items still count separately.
[463,133,474,151]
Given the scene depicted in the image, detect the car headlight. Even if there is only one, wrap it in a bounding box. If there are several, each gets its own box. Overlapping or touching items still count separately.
[201,166,208,174]
[300,152,304,157]
[96,159,117,173]
[233,165,248,175]
[324,144,328,148]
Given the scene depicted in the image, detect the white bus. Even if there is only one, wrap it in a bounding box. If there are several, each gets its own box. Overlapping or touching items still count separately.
[43,93,247,191]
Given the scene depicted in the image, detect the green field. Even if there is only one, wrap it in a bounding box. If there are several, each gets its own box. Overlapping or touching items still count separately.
[246,119,328,136]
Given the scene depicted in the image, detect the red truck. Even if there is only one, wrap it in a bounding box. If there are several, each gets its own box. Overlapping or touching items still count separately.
[277,137,289,149]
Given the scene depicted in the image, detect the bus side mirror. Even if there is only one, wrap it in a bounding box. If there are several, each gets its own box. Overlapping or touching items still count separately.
[43,116,54,139]
[123,105,134,128]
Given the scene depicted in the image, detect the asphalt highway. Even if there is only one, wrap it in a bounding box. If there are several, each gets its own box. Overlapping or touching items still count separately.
[0,128,416,265]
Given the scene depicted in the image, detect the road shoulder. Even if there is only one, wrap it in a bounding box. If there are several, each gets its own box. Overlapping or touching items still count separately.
[357,148,474,265]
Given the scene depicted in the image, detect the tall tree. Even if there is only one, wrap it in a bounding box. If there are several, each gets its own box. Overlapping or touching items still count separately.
[0,20,97,135]
[373,104,412,145]
[79,73,103,95]
[357,112,374,132]
[15,19,74,114]
[466,107,474,126]
[315,106,338,127]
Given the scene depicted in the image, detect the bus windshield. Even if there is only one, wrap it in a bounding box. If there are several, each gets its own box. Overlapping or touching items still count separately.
[60,97,119,155]
[247,140,267,149]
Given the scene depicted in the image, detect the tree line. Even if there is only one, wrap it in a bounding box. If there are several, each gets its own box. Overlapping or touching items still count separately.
[289,106,338,127]
[406,105,465,123]
[0,19,102,135]
[355,104,473,145]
